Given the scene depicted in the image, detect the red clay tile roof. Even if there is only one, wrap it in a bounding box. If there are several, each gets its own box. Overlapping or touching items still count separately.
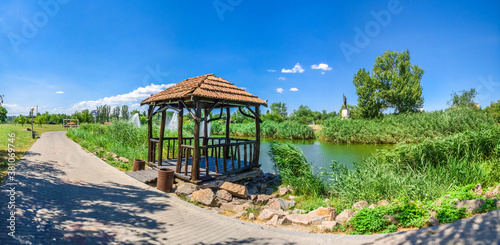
[141,74,267,106]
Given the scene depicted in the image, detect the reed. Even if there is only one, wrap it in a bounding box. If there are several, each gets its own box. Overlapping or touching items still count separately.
[319,107,496,144]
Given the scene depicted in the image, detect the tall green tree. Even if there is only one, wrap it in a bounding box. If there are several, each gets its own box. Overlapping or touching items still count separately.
[447,88,478,109]
[290,105,314,125]
[270,102,288,118]
[18,115,27,126]
[353,49,424,118]
[121,105,130,120]
[0,106,7,123]
[112,106,121,120]
[353,69,386,118]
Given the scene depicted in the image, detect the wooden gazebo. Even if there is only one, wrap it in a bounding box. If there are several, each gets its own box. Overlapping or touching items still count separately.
[140,74,267,184]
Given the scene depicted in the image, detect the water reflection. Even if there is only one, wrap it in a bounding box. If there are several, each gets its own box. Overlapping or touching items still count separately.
[258,138,393,174]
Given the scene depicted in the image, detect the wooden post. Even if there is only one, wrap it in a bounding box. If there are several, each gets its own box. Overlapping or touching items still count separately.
[254,106,260,165]
[158,110,167,166]
[225,107,230,160]
[203,107,209,175]
[192,101,202,181]
[147,105,153,163]
[176,104,184,173]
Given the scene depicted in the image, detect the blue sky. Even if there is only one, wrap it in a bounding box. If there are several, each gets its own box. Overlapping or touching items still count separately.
[1,0,499,116]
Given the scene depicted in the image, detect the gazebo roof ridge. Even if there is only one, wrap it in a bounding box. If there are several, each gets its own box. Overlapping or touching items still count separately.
[141,73,267,107]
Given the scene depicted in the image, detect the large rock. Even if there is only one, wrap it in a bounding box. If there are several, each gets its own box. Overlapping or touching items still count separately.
[255,194,271,204]
[474,184,483,195]
[352,200,369,210]
[428,216,439,226]
[269,198,296,210]
[220,202,251,212]
[119,157,129,163]
[278,186,289,196]
[285,213,324,226]
[377,200,390,206]
[308,207,337,221]
[368,204,378,209]
[335,209,355,224]
[257,208,288,221]
[317,221,338,230]
[191,188,218,207]
[175,184,197,196]
[220,182,248,198]
[216,189,233,202]
[492,184,500,196]
[248,213,256,221]
[456,198,485,213]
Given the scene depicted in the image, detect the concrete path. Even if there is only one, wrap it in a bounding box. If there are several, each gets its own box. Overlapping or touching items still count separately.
[0,131,498,244]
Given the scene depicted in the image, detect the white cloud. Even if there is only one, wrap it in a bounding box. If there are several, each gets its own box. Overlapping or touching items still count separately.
[56,91,64,94]
[290,88,299,92]
[321,71,325,75]
[281,63,305,73]
[69,83,174,111]
[311,63,332,71]
[267,69,276,72]
[276,88,284,93]
[278,77,286,80]
[4,83,173,116]
[3,104,32,115]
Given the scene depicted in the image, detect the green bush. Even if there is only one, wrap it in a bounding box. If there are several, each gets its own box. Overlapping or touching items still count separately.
[349,206,393,234]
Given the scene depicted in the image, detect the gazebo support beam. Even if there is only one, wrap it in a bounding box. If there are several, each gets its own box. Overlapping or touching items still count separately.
[225,107,230,160]
[147,105,154,162]
[176,102,184,173]
[192,100,202,181]
[157,110,167,166]
[254,106,260,165]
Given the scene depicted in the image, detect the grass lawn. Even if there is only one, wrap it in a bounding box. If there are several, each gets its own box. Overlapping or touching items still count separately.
[0,124,68,182]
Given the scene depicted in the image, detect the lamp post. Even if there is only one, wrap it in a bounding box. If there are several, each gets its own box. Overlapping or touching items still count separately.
[31,108,35,139]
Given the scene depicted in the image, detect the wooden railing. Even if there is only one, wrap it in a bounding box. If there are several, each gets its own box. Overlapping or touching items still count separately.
[149,137,258,179]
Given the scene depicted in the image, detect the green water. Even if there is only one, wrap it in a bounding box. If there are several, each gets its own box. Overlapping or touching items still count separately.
[258,138,394,174]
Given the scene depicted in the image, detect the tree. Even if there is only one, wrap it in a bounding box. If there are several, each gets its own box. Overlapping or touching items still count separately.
[0,106,7,123]
[290,105,314,125]
[270,102,288,118]
[448,88,478,109]
[353,49,424,118]
[112,106,121,120]
[484,99,500,123]
[18,115,27,126]
[121,105,130,121]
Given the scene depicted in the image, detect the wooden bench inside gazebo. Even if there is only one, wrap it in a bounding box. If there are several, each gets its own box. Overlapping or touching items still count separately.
[140,74,267,184]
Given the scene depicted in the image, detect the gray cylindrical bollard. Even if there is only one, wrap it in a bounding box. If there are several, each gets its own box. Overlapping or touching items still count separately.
[157,168,174,193]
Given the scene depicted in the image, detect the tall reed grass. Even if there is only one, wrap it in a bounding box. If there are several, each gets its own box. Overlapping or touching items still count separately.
[209,120,315,139]
[319,107,496,144]
[329,126,500,209]
[66,121,177,170]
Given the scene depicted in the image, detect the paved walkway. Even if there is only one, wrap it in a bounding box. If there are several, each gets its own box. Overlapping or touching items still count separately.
[0,131,498,244]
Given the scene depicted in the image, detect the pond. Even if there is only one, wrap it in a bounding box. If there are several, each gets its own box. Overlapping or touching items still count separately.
[257,139,394,174]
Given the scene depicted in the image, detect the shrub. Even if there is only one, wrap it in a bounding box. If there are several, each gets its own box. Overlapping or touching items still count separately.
[269,143,326,197]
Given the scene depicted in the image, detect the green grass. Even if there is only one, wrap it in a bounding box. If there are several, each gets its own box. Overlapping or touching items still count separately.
[320,107,496,144]
[0,124,68,182]
[66,121,178,171]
